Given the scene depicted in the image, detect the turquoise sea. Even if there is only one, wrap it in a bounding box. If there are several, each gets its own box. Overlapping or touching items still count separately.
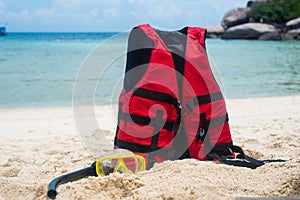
[0,32,299,108]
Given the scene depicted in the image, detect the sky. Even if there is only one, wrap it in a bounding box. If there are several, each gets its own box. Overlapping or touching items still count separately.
[0,0,248,32]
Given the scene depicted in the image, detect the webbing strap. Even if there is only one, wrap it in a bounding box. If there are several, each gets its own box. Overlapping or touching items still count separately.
[209,114,229,128]
[121,113,179,132]
[197,113,229,140]
[231,145,265,167]
[186,91,224,112]
[133,88,179,107]
[196,92,224,104]
[208,145,265,169]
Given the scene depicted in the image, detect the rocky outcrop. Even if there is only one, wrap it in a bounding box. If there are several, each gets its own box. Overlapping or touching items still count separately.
[258,32,282,40]
[221,23,276,39]
[220,0,276,40]
[286,17,300,31]
[284,29,300,40]
[208,0,300,40]
[205,25,224,38]
[221,8,250,29]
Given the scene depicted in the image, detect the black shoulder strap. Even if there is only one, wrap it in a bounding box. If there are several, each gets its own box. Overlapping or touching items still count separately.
[208,145,265,169]
[124,28,154,93]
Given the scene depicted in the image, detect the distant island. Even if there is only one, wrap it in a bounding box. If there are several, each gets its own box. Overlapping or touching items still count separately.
[0,27,6,36]
[206,0,300,40]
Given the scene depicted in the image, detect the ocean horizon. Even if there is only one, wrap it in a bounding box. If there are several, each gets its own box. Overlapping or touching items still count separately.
[0,32,299,108]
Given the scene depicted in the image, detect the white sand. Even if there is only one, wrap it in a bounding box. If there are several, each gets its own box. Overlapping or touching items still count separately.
[0,95,299,199]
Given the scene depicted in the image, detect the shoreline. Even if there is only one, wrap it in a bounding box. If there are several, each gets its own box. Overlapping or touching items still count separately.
[1,93,300,110]
[0,94,299,199]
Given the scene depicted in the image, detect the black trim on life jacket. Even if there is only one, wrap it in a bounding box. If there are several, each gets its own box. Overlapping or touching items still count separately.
[186,91,224,112]
[116,139,157,152]
[131,87,181,133]
[133,88,179,107]
[209,114,229,128]
[151,110,164,148]
[197,113,215,155]
[196,92,224,105]
[197,113,229,142]
[124,28,154,93]
[114,102,123,146]
[196,113,208,143]
[120,113,179,132]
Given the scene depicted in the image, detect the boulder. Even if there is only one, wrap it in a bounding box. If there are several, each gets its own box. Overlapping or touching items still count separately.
[258,32,282,40]
[286,17,300,31]
[247,0,270,8]
[221,8,250,29]
[284,29,300,40]
[205,25,224,38]
[221,23,276,39]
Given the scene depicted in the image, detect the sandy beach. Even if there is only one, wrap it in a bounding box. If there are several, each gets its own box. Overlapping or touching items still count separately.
[0,95,299,200]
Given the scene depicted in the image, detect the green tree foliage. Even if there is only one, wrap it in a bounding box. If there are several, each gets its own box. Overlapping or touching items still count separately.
[248,0,300,24]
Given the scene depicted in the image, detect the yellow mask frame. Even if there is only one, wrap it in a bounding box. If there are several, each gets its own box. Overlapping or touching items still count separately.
[95,154,146,176]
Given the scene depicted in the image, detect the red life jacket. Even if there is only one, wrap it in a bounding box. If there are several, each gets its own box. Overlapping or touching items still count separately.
[114,24,262,169]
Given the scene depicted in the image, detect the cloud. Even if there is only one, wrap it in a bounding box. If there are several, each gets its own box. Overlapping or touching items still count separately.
[0,0,5,18]
[128,0,230,29]
[34,8,56,19]
[104,8,118,17]
[20,10,32,22]
[209,0,247,15]
[52,0,121,12]
[1,0,249,31]
[88,8,99,17]
[0,0,4,10]
[127,0,145,7]
[5,8,57,27]
[147,3,182,21]
[128,0,184,28]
